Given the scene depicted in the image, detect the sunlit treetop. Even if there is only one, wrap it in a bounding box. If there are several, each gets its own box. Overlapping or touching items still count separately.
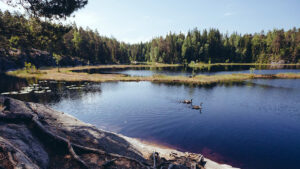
[4,0,88,19]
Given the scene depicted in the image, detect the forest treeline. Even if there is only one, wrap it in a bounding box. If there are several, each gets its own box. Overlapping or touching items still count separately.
[1,10,300,70]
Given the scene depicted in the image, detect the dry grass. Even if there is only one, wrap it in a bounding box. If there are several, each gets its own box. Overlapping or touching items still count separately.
[275,73,300,78]
[6,64,300,85]
[59,63,181,71]
[189,62,300,68]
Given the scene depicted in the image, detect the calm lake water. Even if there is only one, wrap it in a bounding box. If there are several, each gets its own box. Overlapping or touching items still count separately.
[73,65,300,77]
[1,68,300,169]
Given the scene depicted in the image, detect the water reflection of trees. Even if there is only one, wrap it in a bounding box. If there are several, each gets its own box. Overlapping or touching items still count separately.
[2,78,102,105]
[72,65,300,77]
[45,82,102,105]
[152,81,246,89]
[0,74,34,93]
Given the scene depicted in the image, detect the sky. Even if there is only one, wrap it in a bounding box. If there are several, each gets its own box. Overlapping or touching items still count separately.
[1,0,300,43]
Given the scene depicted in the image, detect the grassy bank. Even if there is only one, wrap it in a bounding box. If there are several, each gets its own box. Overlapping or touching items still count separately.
[58,63,182,71]
[49,62,300,71]
[7,65,300,85]
[188,62,300,68]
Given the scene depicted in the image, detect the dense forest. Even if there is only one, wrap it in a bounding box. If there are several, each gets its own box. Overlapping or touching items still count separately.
[0,10,300,71]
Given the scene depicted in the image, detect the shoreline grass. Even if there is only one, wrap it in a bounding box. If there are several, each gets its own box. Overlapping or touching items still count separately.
[188,62,300,68]
[35,62,300,71]
[6,65,300,85]
[58,63,182,71]
[39,62,300,72]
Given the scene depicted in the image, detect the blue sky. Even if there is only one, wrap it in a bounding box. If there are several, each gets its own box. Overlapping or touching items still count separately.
[1,0,300,43]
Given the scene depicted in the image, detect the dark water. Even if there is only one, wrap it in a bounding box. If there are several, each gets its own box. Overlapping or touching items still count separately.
[73,65,300,77]
[1,73,300,169]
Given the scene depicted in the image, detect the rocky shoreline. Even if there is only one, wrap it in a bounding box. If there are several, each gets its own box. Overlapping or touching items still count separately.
[0,96,237,169]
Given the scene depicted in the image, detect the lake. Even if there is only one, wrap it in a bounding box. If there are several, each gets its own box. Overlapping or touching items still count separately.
[1,68,300,169]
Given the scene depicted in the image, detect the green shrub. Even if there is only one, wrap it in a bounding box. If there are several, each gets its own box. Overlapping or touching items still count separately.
[9,36,20,48]
[189,61,195,66]
[249,67,256,74]
[24,62,40,74]
[53,53,62,72]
